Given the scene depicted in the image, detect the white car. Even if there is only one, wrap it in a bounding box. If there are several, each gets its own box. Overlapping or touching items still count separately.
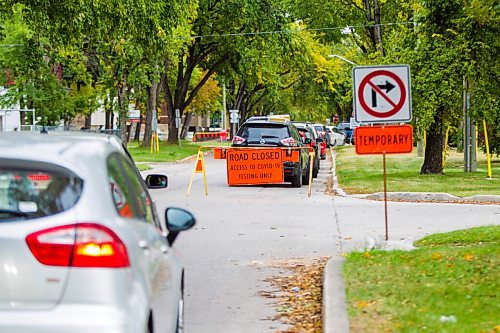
[0,132,195,333]
[326,126,346,146]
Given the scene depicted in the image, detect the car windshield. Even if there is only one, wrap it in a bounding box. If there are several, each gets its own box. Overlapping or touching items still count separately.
[0,169,83,222]
[238,124,289,144]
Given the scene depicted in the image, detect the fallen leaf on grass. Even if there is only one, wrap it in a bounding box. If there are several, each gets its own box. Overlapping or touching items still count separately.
[431,252,443,260]
[463,253,474,261]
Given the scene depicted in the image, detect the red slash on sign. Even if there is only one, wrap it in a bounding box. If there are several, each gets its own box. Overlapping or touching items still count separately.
[358,70,406,118]
[354,125,413,155]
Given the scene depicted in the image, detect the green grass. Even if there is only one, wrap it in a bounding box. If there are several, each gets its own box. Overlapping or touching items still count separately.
[343,226,500,333]
[334,146,500,197]
[135,163,152,171]
[127,140,203,163]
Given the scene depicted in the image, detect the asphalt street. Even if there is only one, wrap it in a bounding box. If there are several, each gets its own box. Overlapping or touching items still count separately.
[143,149,500,333]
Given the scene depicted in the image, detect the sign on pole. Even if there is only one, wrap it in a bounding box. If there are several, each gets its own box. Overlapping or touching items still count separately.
[353,65,411,123]
[354,125,413,155]
[229,110,239,124]
[129,109,140,123]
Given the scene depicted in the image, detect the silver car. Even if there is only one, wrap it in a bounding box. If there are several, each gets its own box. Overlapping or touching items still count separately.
[0,132,195,333]
[326,126,346,146]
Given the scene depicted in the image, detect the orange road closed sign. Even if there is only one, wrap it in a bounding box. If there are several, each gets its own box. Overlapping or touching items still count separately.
[227,148,284,185]
[355,125,413,154]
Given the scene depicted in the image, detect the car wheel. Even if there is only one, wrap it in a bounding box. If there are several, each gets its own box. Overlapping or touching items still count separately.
[291,163,302,188]
[302,164,310,185]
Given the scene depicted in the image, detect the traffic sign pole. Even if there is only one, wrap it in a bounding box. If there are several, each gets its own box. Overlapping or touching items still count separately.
[383,153,389,241]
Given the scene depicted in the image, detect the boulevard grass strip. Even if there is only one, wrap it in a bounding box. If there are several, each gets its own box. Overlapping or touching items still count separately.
[334,146,500,197]
[127,141,201,163]
[343,226,500,333]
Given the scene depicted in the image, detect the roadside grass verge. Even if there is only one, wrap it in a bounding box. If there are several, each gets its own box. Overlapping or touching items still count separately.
[127,141,201,163]
[343,226,500,333]
[334,146,500,197]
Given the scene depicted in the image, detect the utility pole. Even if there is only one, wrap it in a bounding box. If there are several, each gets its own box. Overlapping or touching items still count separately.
[222,82,227,131]
[463,77,476,172]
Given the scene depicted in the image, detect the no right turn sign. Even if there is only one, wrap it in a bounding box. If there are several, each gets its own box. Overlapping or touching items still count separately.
[353,65,412,123]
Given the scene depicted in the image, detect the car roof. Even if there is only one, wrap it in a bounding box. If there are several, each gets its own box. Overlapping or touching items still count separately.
[292,122,311,130]
[244,115,291,125]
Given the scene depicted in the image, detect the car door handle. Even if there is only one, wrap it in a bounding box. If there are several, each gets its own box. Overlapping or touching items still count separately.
[138,240,149,250]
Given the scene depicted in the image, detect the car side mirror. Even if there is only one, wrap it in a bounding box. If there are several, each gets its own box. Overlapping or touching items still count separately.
[165,207,196,245]
[145,174,168,189]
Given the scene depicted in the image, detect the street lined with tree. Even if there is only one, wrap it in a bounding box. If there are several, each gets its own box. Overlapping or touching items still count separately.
[0,0,498,174]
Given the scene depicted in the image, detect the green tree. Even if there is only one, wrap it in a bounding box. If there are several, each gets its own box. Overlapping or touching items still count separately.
[389,0,499,173]
[0,4,71,126]
[162,0,293,143]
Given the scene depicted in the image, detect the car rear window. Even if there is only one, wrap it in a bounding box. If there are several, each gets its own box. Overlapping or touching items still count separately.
[238,124,290,143]
[0,168,83,221]
[297,128,312,139]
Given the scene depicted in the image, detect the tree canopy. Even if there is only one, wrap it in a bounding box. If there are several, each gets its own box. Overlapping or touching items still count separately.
[0,0,498,172]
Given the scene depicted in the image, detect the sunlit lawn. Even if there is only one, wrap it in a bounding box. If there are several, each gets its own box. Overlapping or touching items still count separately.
[344,226,500,333]
[334,146,500,197]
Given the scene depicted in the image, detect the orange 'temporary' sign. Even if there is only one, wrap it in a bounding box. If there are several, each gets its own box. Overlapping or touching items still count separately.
[355,125,413,154]
[227,148,283,185]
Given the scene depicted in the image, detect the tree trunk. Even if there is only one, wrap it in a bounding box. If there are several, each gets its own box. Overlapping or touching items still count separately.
[105,92,113,129]
[373,0,385,56]
[363,0,377,51]
[181,111,193,139]
[18,96,26,127]
[142,79,158,148]
[420,112,445,174]
[134,114,142,141]
[117,83,128,143]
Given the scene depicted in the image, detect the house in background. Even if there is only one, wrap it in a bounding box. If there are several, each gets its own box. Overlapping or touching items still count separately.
[0,86,33,131]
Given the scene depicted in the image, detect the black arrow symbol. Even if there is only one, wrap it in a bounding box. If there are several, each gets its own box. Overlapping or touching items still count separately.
[377,80,395,93]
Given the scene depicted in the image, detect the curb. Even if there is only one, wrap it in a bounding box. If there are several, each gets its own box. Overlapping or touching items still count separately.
[323,257,349,333]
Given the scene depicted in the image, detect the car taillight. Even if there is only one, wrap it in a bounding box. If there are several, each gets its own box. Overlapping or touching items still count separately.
[232,136,246,145]
[280,137,296,146]
[26,223,129,268]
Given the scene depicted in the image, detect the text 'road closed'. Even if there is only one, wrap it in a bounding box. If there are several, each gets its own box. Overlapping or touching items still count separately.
[354,125,413,154]
[226,148,283,185]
